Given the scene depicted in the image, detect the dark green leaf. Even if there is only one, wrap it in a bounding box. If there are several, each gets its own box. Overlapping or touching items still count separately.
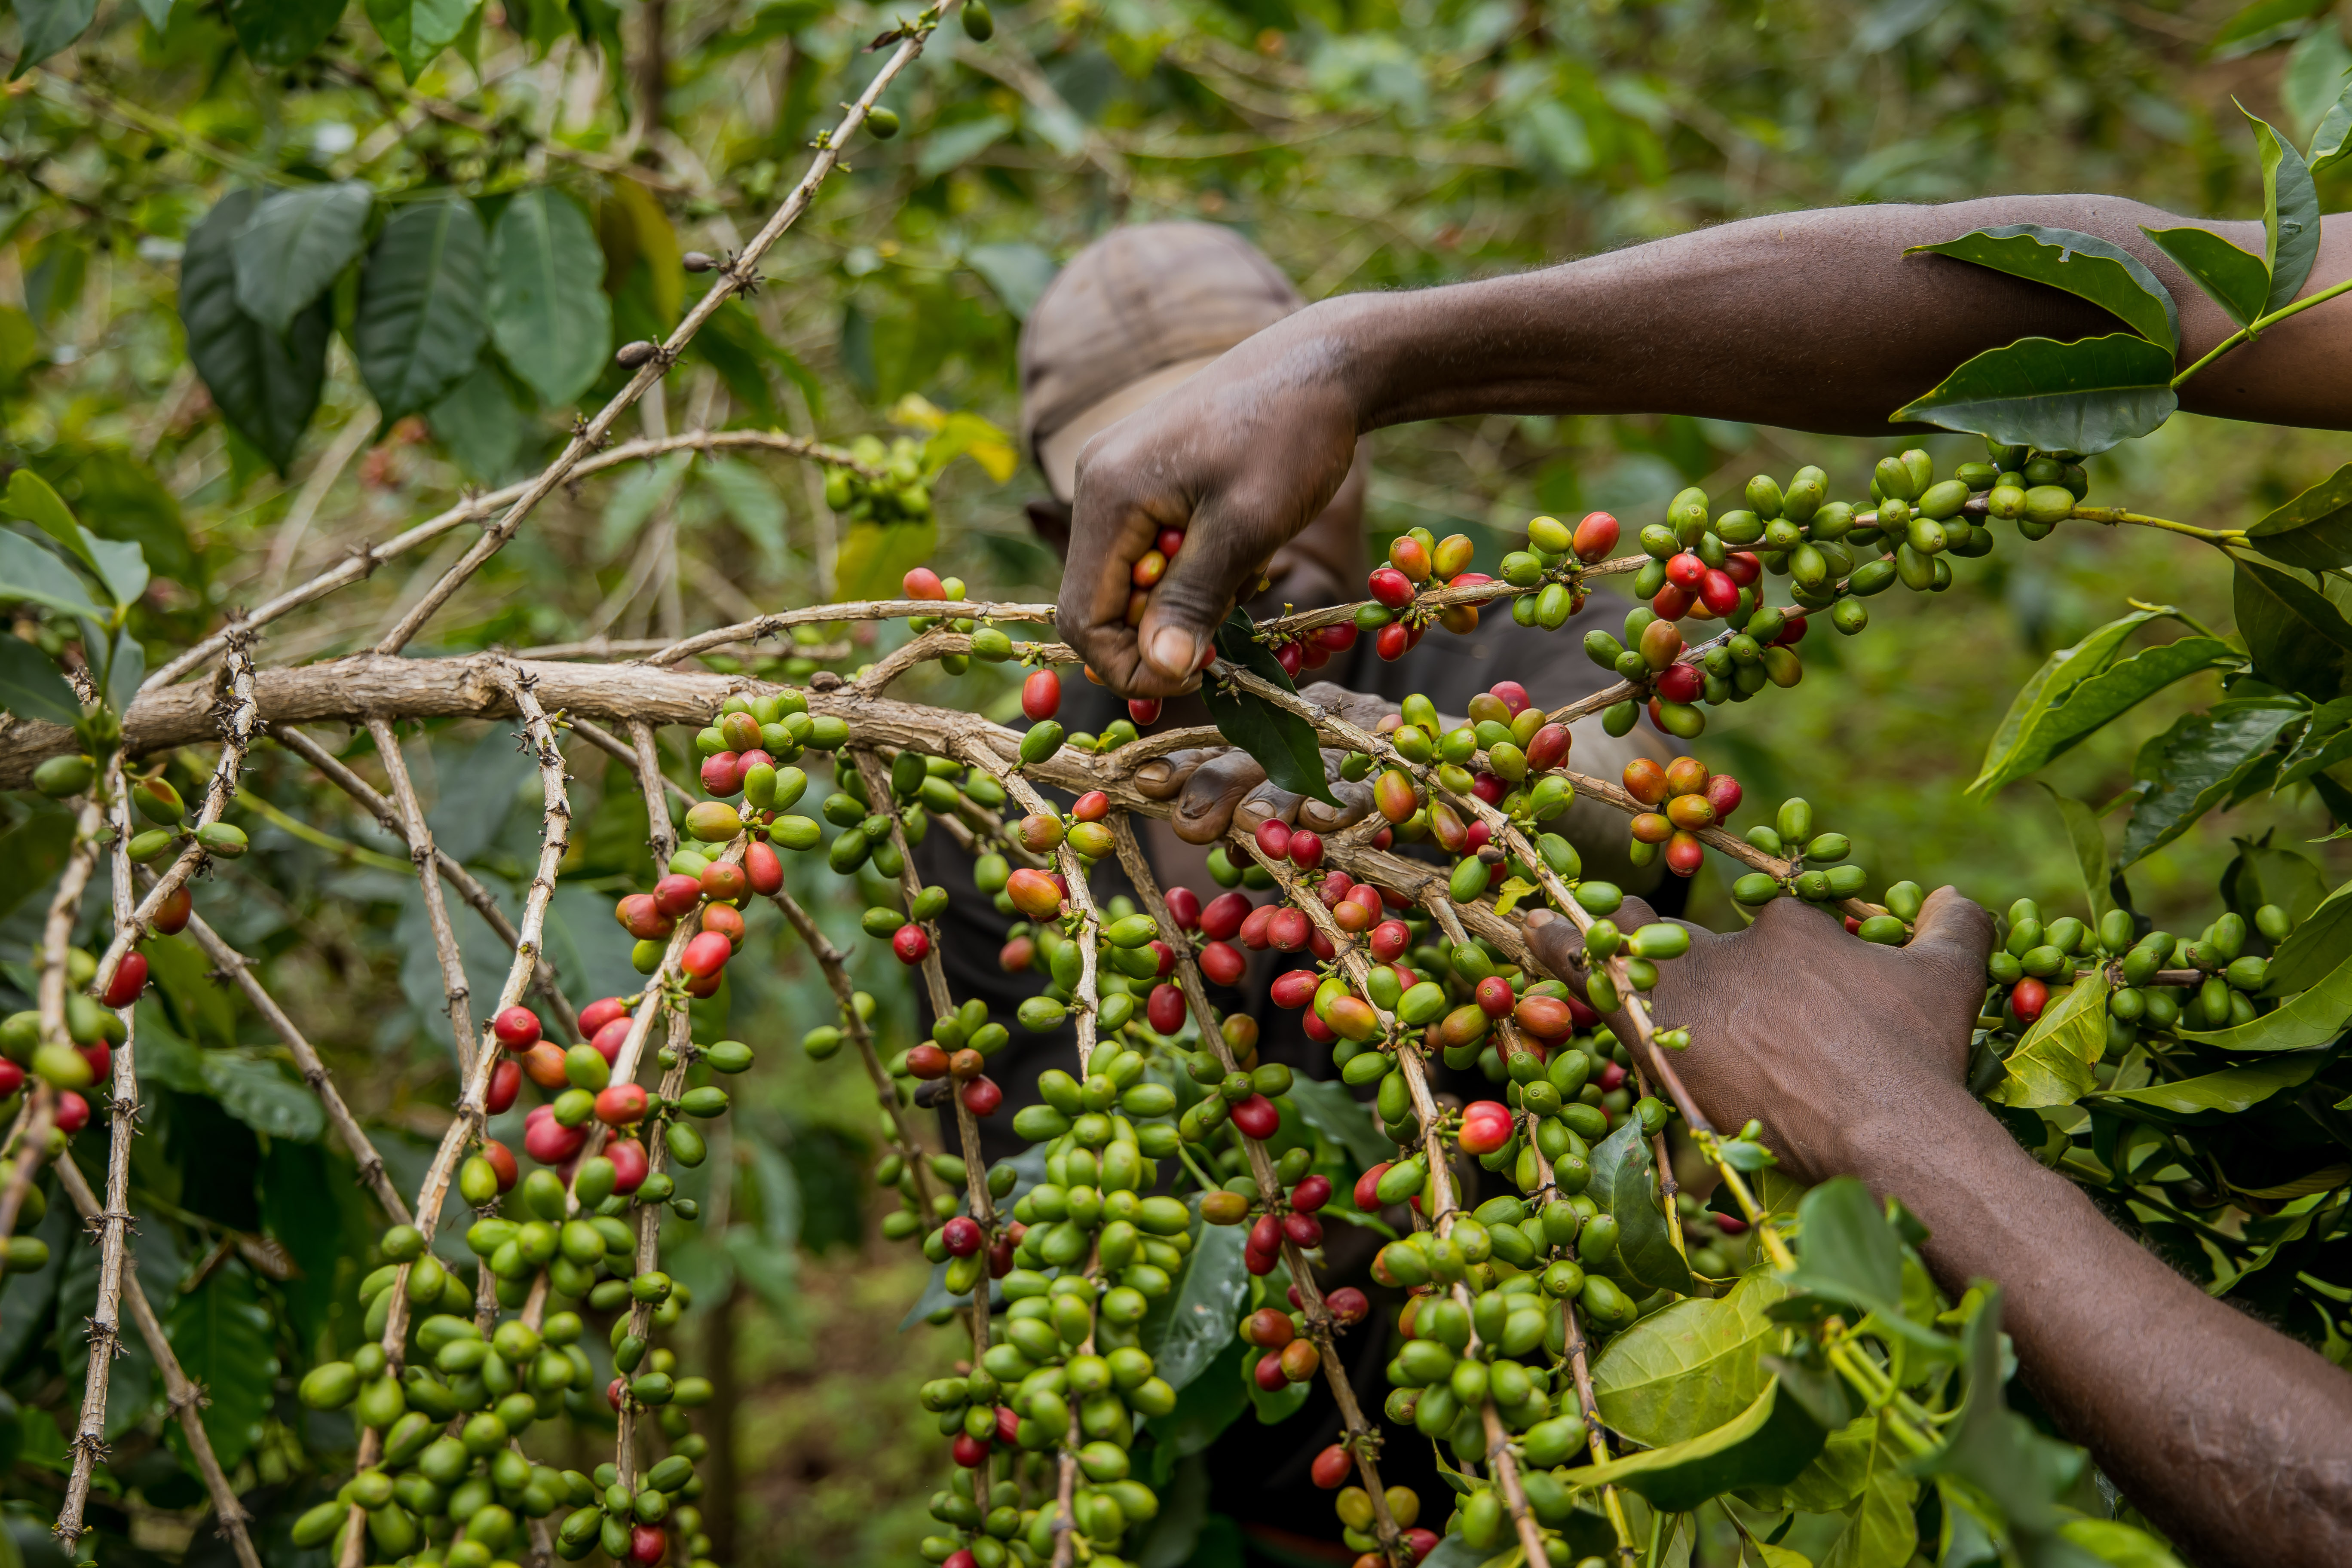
[2210,0,2331,57]
[2086,1053,2326,1119]
[2246,462,2352,572]
[1144,1338,1248,1461]
[221,0,345,65]
[6,0,98,77]
[0,470,96,578]
[1200,609,1339,807]
[1972,608,2168,792]
[1574,1375,1833,1511]
[426,356,531,481]
[1890,334,2177,456]
[165,1262,278,1471]
[1907,226,2177,351]
[1972,637,2236,795]
[1591,1275,1791,1445]
[2141,227,2271,331]
[232,182,373,339]
[1140,1204,1246,1394]
[355,199,489,422]
[2183,949,2352,1050]
[1586,1119,1694,1295]
[106,624,144,716]
[489,188,612,408]
[2122,699,2307,864]
[1781,1177,1902,1317]
[2245,108,2322,314]
[0,808,75,923]
[364,0,479,80]
[2037,785,2113,923]
[2233,551,2352,698]
[2266,877,2352,992]
[0,530,106,622]
[201,1053,325,1141]
[0,631,80,724]
[181,191,327,472]
[1283,1076,1390,1170]
[2312,76,2352,176]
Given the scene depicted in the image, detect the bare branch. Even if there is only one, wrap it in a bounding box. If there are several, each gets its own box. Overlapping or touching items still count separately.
[367,719,477,1075]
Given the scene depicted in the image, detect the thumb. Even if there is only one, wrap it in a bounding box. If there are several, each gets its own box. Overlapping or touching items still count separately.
[1524,895,1658,981]
[1905,886,1995,979]
[1133,516,1266,685]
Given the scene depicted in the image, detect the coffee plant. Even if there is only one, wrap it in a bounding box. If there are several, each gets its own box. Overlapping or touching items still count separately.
[3,1,2351,1567]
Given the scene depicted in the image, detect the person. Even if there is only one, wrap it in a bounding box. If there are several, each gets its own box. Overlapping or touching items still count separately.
[1050,197,2352,1568]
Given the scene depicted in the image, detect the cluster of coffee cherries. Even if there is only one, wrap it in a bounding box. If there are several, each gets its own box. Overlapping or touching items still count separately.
[821,433,934,526]
[1577,592,1809,741]
[111,769,249,866]
[0,935,159,1127]
[1987,899,2289,1036]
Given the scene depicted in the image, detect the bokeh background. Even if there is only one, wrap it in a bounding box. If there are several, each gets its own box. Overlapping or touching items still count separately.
[1,0,2348,1562]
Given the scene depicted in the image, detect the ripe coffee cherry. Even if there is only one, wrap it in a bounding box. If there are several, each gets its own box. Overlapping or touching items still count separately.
[1700,570,1742,616]
[701,861,749,904]
[1254,1350,1291,1391]
[153,886,193,937]
[523,1042,570,1090]
[1353,1163,1390,1211]
[1369,920,1410,962]
[1312,1444,1354,1489]
[0,1061,24,1099]
[1200,891,1250,940]
[1374,622,1411,661]
[1475,976,1515,1017]
[1239,906,1275,949]
[54,1091,89,1134]
[1705,774,1743,820]
[1198,940,1245,988]
[941,1216,984,1257]
[1284,1211,1324,1248]
[1515,996,1574,1041]
[903,567,946,600]
[1574,511,1620,560]
[1243,1305,1294,1348]
[1021,669,1062,723]
[1326,1286,1370,1325]
[1147,983,1186,1034]
[1166,887,1202,931]
[591,1017,633,1064]
[607,1137,648,1193]
[596,1083,648,1125]
[486,1057,522,1115]
[1072,790,1111,823]
[1665,832,1706,878]
[79,1042,109,1084]
[1270,970,1318,1010]
[1231,1094,1281,1139]
[1268,908,1311,952]
[699,752,744,797]
[1622,757,1669,805]
[1653,582,1694,619]
[493,1007,542,1048]
[2012,977,2049,1025]
[629,1523,666,1565]
[480,1139,519,1192]
[616,894,672,941]
[523,1105,587,1164]
[744,840,784,896]
[961,1076,1002,1116]
[579,996,630,1035]
[1655,664,1702,704]
[101,954,148,1010]
[906,1044,951,1080]
[998,937,1034,972]
[892,924,931,965]
[1458,1100,1514,1156]
[1254,819,1292,861]
[1291,1173,1332,1212]
[681,932,732,978]
[1288,830,1324,870]
[1664,552,1705,590]
[1005,868,1064,920]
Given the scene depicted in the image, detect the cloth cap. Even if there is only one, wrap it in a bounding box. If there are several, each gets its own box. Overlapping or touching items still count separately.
[1019,222,1303,501]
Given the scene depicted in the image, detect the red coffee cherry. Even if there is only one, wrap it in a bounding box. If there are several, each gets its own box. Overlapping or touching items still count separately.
[905,1044,951,1081]
[591,1017,632,1064]
[1291,1173,1331,1212]
[1458,1100,1515,1156]
[493,1007,542,1048]
[1283,1211,1323,1248]
[53,1092,90,1135]
[1665,831,1706,877]
[698,753,744,797]
[1475,976,1515,1017]
[523,1043,570,1090]
[1147,983,1186,1034]
[1288,830,1323,870]
[101,953,148,1010]
[903,567,946,600]
[153,886,193,937]
[2012,977,2049,1025]
[479,1139,519,1192]
[1311,1444,1354,1489]
[702,903,747,946]
[595,1082,648,1125]
[1127,697,1163,726]
[606,1137,647,1193]
[941,1216,983,1257]
[1353,1163,1390,1211]
[523,1106,587,1164]
[1268,908,1311,952]
[1243,1305,1294,1348]
[578,996,630,1035]
[744,840,784,896]
[486,1057,522,1115]
[961,1076,1002,1116]
[1157,527,1186,557]
[680,931,732,978]
[1200,891,1249,940]
[1375,622,1410,661]
[1655,664,1702,704]
[1238,906,1274,950]
[892,924,931,965]
[1165,887,1202,931]
[1020,669,1062,722]
[1231,1095,1280,1139]
[1270,970,1318,1010]
[1254,819,1292,861]
[1325,1286,1370,1325]
[998,937,1035,973]
[1369,920,1410,962]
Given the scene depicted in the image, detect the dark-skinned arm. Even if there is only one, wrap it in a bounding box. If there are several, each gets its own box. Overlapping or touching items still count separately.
[1522,894,2352,1568]
[1063,197,2352,695]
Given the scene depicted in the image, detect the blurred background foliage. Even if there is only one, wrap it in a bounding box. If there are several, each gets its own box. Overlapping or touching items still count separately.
[0,0,2347,1561]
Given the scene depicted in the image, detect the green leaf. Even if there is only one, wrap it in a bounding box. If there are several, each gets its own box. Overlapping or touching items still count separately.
[1907,226,2177,352]
[1971,637,2236,795]
[1574,1375,1834,1511]
[1586,1118,1694,1295]
[220,0,345,65]
[6,0,98,77]
[2182,949,2352,1050]
[1283,1076,1390,1171]
[1994,970,2111,1109]
[2086,1053,2327,1119]
[2265,877,2352,992]
[1819,1459,1918,1568]
[106,624,144,716]
[1780,1177,1902,1317]
[835,520,938,602]
[2244,107,2323,314]
[2232,551,2352,698]
[232,181,374,339]
[1592,1275,1791,1446]
[364,0,479,80]
[2140,227,2271,331]
[2210,0,2331,57]
[355,199,490,423]
[2057,1520,2190,1568]
[84,532,147,609]
[0,470,96,579]
[2312,75,2352,176]
[0,631,80,723]
[1139,1208,1246,1395]
[1199,609,1340,807]
[1972,609,2168,793]
[0,305,40,395]
[1890,334,2177,456]
[2122,699,2307,864]
[1914,1289,2079,1536]
[2245,463,2352,572]
[0,809,75,923]
[201,1053,325,1140]
[2036,785,2112,923]
[426,356,531,481]
[489,188,613,408]
[0,530,106,622]
[165,1262,278,1472]
[181,191,328,472]
[965,241,1059,320]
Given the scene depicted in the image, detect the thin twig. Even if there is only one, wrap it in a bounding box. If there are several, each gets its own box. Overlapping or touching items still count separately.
[629,721,680,869]
[367,718,477,1074]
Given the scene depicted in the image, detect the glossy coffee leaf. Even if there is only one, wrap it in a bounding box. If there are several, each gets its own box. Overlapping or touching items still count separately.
[2122,698,2306,864]
[2244,107,2321,314]
[2244,462,2352,572]
[489,187,613,408]
[180,191,327,472]
[1592,1275,1790,1445]
[233,181,373,339]
[1892,334,2177,456]
[2141,226,2270,331]
[1586,1118,1694,1295]
[1200,608,1338,807]
[355,198,490,423]
[1907,225,2176,350]
[1573,1375,1833,1511]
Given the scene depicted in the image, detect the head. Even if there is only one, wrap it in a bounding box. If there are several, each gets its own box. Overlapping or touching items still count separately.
[1017,222,1367,612]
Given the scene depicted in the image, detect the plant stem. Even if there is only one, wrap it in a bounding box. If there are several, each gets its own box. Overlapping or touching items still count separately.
[2171,274,2352,389]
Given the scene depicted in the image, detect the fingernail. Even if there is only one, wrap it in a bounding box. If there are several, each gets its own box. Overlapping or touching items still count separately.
[1524,908,1556,930]
[1148,625,1203,677]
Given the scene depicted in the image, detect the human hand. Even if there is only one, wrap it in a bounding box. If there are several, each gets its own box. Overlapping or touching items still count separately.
[1057,309,1363,697]
[1525,888,1994,1183]
[1131,683,1394,844]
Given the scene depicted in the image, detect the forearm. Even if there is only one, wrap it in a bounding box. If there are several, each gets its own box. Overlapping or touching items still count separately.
[1848,1084,2352,1568]
[1304,196,2352,435]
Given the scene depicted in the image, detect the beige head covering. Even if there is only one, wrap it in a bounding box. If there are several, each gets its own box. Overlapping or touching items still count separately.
[1018,222,1304,502]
